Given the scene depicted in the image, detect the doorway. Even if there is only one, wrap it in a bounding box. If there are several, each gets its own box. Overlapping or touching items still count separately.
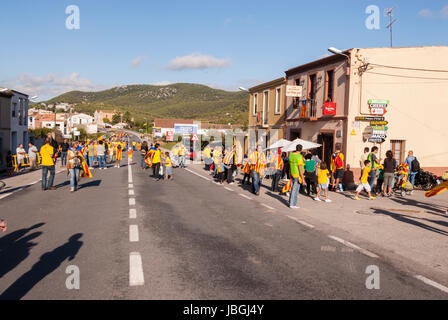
[317,133,334,169]
[289,129,301,140]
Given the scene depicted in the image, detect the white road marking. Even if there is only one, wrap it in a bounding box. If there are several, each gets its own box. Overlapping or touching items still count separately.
[129,252,145,286]
[129,208,137,219]
[414,275,448,294]
[264,223,274,227]
[286,215,315,229]
[261,203,275,210]
[129,225,139,242]
[328,235,379,258]
[239,193,253,200]
[128,184,133,189]
[129,198,136,206]
[129,189,135,196]
[128,162,133,183]
[224,187,234,191]
[0,193,13,200]
[184,168,211,181]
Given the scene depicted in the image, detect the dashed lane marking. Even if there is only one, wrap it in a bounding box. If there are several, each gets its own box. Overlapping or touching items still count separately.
[286,215,315,229]
[129,208,137,219]
[224,187,234,191]
[129,252,145,286]
[414,275,448,294]
[128,184,133,189]
[239,193,253,200]
[184,168,211,181]
[129,225,139,242]
[328,235,379,259]
[261,203,275,210]
[129,198,136,206]
[129,189,135,196]
[264,223,274,227]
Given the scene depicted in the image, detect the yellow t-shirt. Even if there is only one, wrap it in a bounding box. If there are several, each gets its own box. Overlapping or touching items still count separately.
[40,144,55,166]
[152,150,161,163]
[361,166,371,184]
[317,169,330,185]
[204,147,211,158]
[166,157,172,167]
[173,148,179,156]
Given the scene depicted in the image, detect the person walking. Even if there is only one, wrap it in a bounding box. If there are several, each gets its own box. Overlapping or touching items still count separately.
[151,143,162,180]
[304,153,317,196]
[67,142,82,192]
[382,150,396,197]
[314,162,332,202]
[330,147,345,192]
[60,139,69,167]
[249,145,266,195]
[87,142,96,170]
[270,148,284,192]
[354,160,376,200]
[178,145,186,168]
[367,146,380,192]
[223,145,237,184]
[28,142,39,170]
[165,152,173,180]
[140,141,149,170]
[405,150,419,188]
[115,142,123,168]
[96,140,106,170]
[288,144,306,209]
[40,138,56,191]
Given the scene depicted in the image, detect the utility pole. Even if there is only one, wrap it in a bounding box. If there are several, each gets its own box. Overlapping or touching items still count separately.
[385,6,397,48]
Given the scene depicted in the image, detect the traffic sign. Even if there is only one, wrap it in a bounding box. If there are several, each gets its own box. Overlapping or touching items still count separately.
[191,134,199,142]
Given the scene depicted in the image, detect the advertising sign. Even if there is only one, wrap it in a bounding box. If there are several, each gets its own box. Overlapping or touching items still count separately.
[286,85,303,97]
[368,99,389,116]
[370,107,387,116]
[166,130,174,142]
[174,124,198,135]
[355,116,385,122]
[323,102,336,116]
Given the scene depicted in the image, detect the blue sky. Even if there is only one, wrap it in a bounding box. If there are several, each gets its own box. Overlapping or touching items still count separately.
[0,0,447,100]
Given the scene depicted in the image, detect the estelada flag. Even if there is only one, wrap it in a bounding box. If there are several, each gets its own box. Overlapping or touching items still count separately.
[79,154,92,178]
[242,162,251,174]
[282,179,292,193]
[116,145,123,160]
[127,149,133,158]
[425,181,448,198]
[145,149,155,167]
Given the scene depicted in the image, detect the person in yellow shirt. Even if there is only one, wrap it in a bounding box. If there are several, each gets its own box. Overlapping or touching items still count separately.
[40,138,56,190]
[270,148,284,192]
[354,160,376,200]
[178,145,186,168]
[203,145,212,170]
[165,152,173,180]
[249,145,267,195]
[288,144,306,208]
[152,143,162,180]
[314,162,332,202]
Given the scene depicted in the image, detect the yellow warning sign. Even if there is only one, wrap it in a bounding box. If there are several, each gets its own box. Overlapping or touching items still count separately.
[351,129,357,136]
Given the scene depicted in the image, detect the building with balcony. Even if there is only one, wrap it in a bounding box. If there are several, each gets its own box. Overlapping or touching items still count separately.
[284,46,448,178]
[248,77,286,152]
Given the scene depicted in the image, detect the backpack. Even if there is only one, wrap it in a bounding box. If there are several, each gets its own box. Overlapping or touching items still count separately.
[334,153,343,168]
[411,158,420,172]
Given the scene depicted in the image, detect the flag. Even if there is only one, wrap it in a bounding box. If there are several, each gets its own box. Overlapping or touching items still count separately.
[242,162,251,174]
[145,149,155,167]
[223,151,235,165]
[425,181,448,198]
[79,154,92,178]
[282,179,292,193]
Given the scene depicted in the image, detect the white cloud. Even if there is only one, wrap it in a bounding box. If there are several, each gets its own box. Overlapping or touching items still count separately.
[130,56,144,68]
[419,6,448,18]
[0,72,110,100]
[418,9,433,18]
[166,53,230,71]
[153,81,171,86]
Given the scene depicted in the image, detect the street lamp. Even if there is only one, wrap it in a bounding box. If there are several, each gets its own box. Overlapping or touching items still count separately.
[328,47,350,58]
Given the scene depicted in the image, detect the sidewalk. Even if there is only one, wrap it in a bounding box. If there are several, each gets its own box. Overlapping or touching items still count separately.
[184,162,448,287]
[0,163,66,198]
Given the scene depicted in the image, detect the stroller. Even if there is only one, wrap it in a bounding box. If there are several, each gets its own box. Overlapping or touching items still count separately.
[393,163,413,196]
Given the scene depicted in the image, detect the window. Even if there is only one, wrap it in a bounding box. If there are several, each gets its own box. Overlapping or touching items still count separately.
[325,70,335,102]
[262,91,269,126]
[391,140,406,164]
[293,78,301,108]
[275,87,281,114]
[308,74,317,118]
[253,93,258,115]
[12,102,17,117]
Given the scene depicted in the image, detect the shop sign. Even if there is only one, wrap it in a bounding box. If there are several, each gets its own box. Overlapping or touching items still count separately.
[368,99,389,108]
[166,130,174,141]
[323,102,336,115]
[370,121,388,126]
[355,116,385,121]
[286,85,303,97]
[371,126,388,131]
[370,107,387,116]
[369,136,386,143]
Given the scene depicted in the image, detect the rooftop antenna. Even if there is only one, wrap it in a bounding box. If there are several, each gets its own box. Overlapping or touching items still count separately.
[384,6,398,47]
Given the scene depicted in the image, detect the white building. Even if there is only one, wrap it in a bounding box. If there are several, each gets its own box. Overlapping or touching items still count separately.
[66,113,95,134]
[0,88,29,170]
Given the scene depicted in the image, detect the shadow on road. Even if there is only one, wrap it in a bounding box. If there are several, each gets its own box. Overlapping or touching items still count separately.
[0,233,83,300]
[389,196,447,214]
[79,180,102,189]
[0,223,45,280]
[0,185,32,196]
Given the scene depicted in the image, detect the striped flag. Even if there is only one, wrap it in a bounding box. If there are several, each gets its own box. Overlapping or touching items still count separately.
[79,154,92,178]
[425,181,448,198]
[145,150,155,167]
[282,179,292,193]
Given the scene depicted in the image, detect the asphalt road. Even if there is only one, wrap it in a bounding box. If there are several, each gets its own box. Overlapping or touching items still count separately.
[0,141,447,299]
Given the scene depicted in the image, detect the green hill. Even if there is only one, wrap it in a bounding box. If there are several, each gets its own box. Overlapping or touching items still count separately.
[45,83,250,126]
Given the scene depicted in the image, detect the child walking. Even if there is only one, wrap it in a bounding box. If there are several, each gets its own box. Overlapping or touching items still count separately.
[314,162,332,202]
[355,160,376,200]
[165,152,173,180]
[304,153,317,196]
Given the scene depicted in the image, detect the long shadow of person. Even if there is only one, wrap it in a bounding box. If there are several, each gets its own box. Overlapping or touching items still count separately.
[0,233,83,300]
[0,223,45,279]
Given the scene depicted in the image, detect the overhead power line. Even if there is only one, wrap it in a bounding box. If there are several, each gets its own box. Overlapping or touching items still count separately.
[370,63,448,73]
